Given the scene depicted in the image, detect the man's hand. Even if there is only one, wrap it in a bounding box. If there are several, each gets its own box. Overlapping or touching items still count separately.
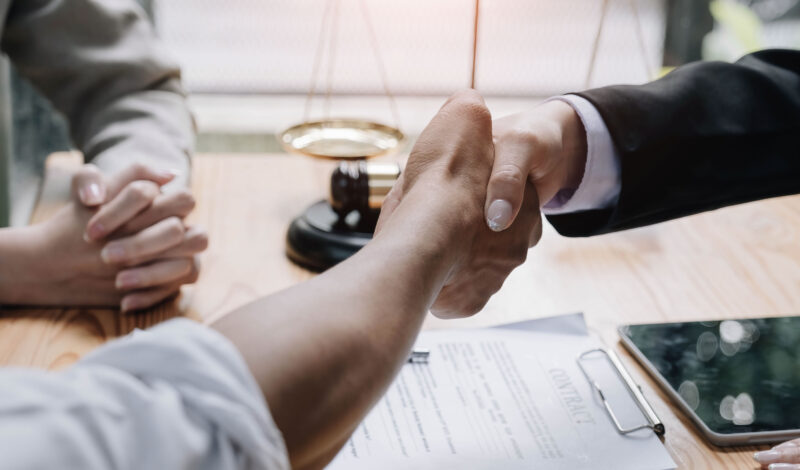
[213,90,541,469]
[379,99,584,317]
[376,90,541,318]
[485,100,587,231]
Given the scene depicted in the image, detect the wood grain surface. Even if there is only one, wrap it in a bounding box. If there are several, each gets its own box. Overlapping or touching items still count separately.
[3,151,797,469]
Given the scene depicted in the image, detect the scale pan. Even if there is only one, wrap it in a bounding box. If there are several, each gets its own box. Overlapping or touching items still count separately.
[279,119,404,160]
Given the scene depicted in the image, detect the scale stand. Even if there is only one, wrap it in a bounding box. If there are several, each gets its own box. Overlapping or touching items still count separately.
[286,201,377,272]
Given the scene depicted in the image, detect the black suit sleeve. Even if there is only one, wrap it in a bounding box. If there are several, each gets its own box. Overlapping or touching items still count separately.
[546,49,800,237]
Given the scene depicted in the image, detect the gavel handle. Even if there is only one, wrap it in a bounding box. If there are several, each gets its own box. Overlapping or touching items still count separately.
[330,161,400,217]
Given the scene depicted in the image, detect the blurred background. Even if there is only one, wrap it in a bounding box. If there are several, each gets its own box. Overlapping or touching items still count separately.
[4,0,800,225]
[151,0,800,152]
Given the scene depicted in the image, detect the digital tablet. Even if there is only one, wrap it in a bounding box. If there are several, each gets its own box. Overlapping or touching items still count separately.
[619,316,800,446]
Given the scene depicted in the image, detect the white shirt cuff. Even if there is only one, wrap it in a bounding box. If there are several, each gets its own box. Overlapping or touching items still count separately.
[542,94,621,214]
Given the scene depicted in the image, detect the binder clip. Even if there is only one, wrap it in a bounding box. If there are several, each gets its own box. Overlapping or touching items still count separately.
[577,348,665,436]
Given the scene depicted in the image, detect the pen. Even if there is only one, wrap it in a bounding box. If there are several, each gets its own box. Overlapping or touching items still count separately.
[406,348,430,364]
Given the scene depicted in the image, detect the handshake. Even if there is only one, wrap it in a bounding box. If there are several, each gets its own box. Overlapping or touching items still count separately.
[375,90,588,317]
[0,90,583,318]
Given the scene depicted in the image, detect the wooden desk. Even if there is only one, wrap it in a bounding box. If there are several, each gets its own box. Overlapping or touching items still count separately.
[3,152,798,469]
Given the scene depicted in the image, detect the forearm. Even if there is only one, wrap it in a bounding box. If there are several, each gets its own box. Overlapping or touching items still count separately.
[552,49,800,236]
[88,90,194,190]
[0,319,290,470]
[212,188,464,469]
[2,0,195,189]
[0,226,45,304]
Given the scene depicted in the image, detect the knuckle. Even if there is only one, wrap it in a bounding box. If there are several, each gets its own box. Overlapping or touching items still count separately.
[450,89,483,106]
[176,258,193,276]
[129,162,148,177]
[462,100,491,121]
[496,128,558,178]
[505,239,530,266]
[463,299,486,317]
[164,217,185,240]
[462,103,492,129]
[434,285,487,319]
[447,90,491,122]
[494,245,526,271]
[128,180,158,202]
[78,163,102,178]
[192,232,209,252]
[173,189,196,213]
[491,163,526,186]
[136,271,153,287]
[124,268,150,287]
[431,306,461,319]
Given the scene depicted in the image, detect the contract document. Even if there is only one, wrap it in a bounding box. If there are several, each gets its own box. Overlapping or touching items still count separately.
[327,314,675,470]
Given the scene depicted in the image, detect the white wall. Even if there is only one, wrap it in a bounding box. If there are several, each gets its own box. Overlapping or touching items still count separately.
[157,0,666,98]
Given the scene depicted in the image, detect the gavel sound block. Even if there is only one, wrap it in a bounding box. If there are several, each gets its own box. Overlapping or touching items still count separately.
[286,161,400,271]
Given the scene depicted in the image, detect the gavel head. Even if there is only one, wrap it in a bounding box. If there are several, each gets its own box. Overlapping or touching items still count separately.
[330,161,400,219]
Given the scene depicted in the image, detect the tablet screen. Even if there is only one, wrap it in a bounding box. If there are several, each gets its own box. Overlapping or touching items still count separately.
[620,316,800,434]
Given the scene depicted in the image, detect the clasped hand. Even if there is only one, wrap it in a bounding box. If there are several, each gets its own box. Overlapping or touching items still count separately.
[29,163,207,312]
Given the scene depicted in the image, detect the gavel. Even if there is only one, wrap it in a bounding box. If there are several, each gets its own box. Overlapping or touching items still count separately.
[280,119,404,271]
[329,161,400,219]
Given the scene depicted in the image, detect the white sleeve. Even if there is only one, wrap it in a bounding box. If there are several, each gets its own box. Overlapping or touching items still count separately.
[542,94,622,214]
[0,318,289,470]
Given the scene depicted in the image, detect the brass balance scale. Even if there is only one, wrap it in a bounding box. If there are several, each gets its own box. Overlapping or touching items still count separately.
[279,0,406,271]
[280,118,402,272]
[279,0,650,271]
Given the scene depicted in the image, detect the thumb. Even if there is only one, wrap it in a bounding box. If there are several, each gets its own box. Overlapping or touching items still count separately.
[71,164,107,207]
[485,140,534,232]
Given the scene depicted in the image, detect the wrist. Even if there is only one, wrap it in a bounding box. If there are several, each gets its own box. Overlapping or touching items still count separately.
[552,101,588,191]
[375,181,478,280]
[0,225,49,304]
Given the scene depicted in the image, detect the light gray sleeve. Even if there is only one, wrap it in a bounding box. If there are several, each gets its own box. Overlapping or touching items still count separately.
[0,318,290,470]
[0,0,194,187]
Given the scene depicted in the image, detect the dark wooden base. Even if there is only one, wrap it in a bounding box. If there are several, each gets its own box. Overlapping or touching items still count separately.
[285,200,380,272]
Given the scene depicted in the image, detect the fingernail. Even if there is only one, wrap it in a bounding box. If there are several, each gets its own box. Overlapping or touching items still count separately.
[768,464,800,470]
[101,244,126,264]
[486,199,513,232]
[116,272,140,289]
[86,222,106,241]
[79,183,104,205]
[755,450,783,464]
[120,297,138,313]
[158,169,180,180]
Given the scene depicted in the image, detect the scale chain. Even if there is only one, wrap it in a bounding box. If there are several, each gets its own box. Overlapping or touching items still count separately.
[302,0,401,130]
